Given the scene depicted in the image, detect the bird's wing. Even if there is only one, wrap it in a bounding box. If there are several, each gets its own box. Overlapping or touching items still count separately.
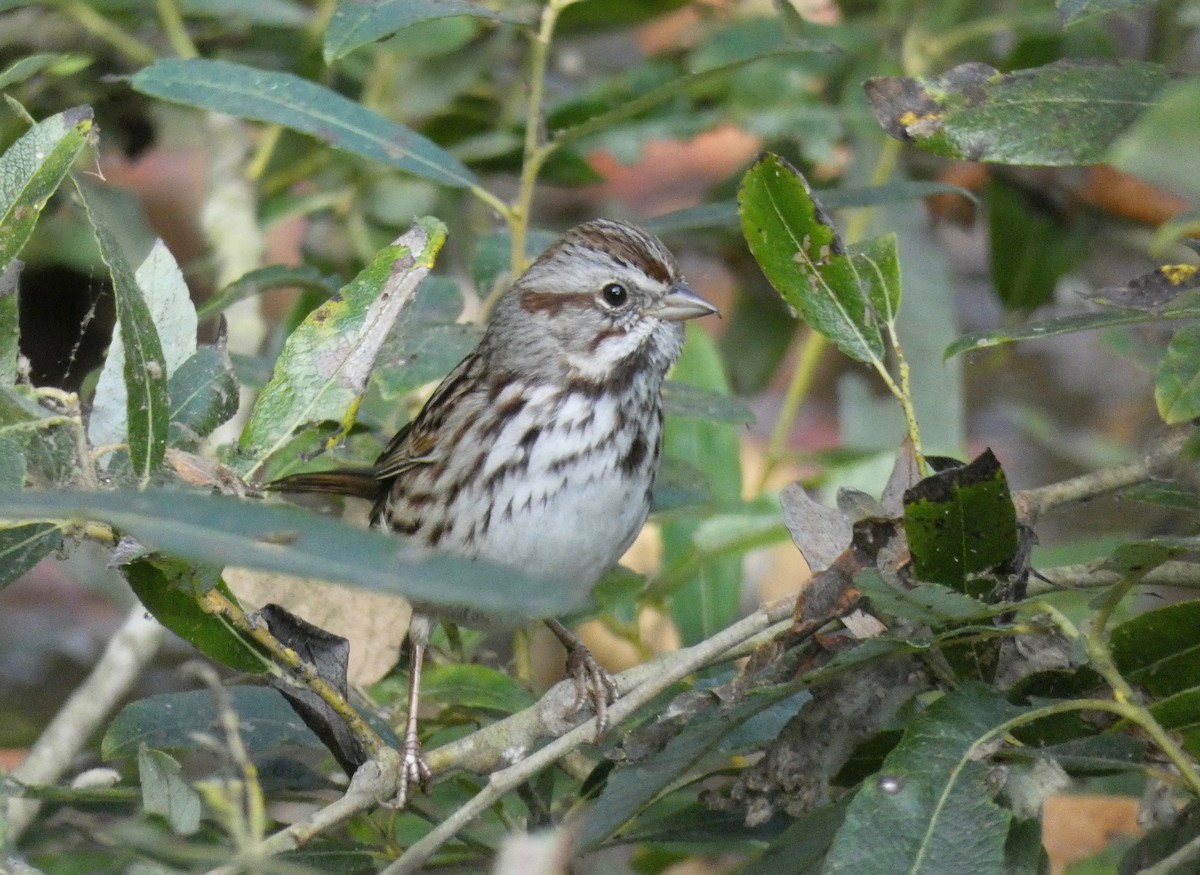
[371,351,482,480]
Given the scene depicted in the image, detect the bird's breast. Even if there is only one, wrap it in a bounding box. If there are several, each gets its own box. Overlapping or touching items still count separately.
[384,380,662,591]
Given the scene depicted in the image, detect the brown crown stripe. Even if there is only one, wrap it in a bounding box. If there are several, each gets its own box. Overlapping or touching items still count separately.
[580,226,673,284]
[554,221,675,284]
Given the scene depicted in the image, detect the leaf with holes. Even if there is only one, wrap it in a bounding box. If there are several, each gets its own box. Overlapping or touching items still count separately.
[89,239,197,462]
[903,450,1019,591]
[75,179,169,488]
[739,152,885,363]
[238,218,446,479]
[823,683,1025,875]
[0,105,93,269]
[866,60,1169,165]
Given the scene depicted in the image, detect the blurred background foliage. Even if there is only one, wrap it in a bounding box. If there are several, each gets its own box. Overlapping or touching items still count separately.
[1,0,1200,873]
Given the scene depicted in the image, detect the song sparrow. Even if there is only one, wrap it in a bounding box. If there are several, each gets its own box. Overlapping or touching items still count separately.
[272,219,717,804]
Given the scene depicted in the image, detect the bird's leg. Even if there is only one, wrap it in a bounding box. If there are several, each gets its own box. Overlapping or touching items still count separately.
[545,618,618,737]
[394,622,433,807]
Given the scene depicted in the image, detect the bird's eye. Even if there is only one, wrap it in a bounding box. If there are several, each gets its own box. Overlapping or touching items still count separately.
[601,282,628,307]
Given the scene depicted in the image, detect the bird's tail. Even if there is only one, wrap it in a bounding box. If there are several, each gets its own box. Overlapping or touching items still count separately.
[266,468,379,499]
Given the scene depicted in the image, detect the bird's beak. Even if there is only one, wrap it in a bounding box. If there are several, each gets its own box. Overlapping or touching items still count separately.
[652,283,719,321]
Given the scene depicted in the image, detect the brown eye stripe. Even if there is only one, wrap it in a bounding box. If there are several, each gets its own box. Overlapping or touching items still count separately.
[519,291,594,314]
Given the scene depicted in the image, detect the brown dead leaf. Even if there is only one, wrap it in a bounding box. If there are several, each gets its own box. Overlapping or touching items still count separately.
[223,567,410,686]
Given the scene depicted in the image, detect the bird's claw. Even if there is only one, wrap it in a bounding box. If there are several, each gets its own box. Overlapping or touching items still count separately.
[564,641,618,739]
[392,735,431,808]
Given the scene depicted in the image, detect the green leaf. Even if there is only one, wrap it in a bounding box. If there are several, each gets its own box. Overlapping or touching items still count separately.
[823,684,1023,875]
[739,152,885,363]
[1118,481,1200,513]
[168,341,240,443]
[238,218,447,478]
[372,276,480,401]
[1147,687,1200,757]
[421,663,535,714]
[579,684,807,850]
[853,569,993,627]
[856,232,901,326]
[717,285,795,395]
[123,555,265,673]
[137,746,201,836]
[469,230,557,297]
[0,522,63,590]
[0,260,19,386]
[647,182,977,235]
[324,0,521,63]
[0,53,91,91]
[196,264,336,322]
[945,308,1193,359]
[0,105,93,269]
[865,60,1169,165]
[0,383,89,489]
[986,177,1084,310]
[1109,76,1200,202]
[75,179,169,488]
[1102,538,1194,576]
[903,450,1019,591]
[738,795,849,875]
[1156,324,1200,425]
[1079,263,1200,311]
[552,46,829,149]
[661,380,754,425]
[1057,0,1153,25]
[176,0,310,26]
[104,687,321,760]
[89,239,197,460]
[661,326,743,645]
[0,489,587,618]
[131,59,477,189]
[558,0,690,31]
[1111,599,1200,699]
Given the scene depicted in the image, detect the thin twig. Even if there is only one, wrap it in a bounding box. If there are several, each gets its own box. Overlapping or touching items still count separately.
[201,600,795,875]
[5,605,165,841]
[1014,427,1192,524]
[1136,833,1200,875]
[202,752,400,875]
[382,605,795,875]
[198,589,387,758]
[508,0,583,271]
[1030,560,1200,593]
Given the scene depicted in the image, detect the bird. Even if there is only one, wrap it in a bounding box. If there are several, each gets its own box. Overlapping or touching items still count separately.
[270,219,718,804]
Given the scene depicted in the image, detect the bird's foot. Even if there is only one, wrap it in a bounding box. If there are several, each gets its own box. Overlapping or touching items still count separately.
[563,640,619,738]
[392,732,431,807]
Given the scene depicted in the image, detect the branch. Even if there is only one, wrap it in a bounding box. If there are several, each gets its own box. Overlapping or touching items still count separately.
[202,750,401,875]
[382,603,796,875]
[198,588,387,758]
[1031,560,1200,593]
[202,598,795,875]
[1013,426,1192,524]
[1137,833,1200,875]
[6,605,165,841]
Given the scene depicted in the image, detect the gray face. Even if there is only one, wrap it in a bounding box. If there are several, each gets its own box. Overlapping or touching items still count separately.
[482,220,709,385]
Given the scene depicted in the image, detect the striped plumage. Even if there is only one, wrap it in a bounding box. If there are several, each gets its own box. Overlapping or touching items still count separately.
[271,219,716,803]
